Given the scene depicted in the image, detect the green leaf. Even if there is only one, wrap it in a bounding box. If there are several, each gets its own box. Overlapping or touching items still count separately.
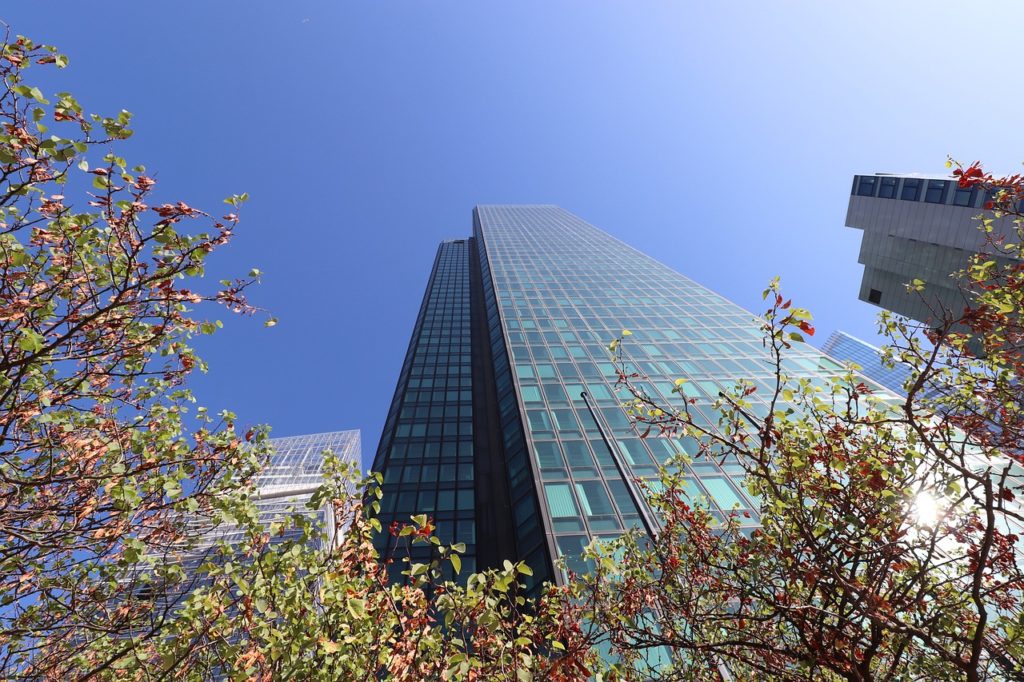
[18,329,45,353]
[346,597,366,618]
[450,554,462,575]
[163,480,182,498]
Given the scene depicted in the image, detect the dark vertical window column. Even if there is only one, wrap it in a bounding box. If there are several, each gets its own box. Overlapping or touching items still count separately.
[371,241,477,582]
[473,211,556,593]
[467,236,518,571]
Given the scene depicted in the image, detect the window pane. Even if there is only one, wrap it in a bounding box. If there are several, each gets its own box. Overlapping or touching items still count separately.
[515,364,534,380]
[925,179,948,203]
[576,481,615,516]
[953,187,974,207]
[901,179,921,201]
[702,477,745,509]
[856,176,877,197]
[520,385,543,404]
[534,441,563,468]
[878,177,897,198]
[544,483,578,518]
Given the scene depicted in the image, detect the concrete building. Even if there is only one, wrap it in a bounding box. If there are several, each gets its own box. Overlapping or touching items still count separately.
[846,173,1017,324]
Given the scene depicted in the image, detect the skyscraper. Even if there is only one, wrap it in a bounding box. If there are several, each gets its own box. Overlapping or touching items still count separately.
[139,430,361,612]
[846,173,1019,324]
[252,430,362,545]
[820,329,910,396]
[372,206,848,589]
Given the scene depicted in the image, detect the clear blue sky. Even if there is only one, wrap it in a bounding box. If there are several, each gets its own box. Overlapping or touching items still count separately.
[7,2,1023,469]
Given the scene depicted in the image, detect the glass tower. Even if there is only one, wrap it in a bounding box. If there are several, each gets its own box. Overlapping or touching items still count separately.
[821,330,910,397]
[373,206,847,589]
[125,430,361,626]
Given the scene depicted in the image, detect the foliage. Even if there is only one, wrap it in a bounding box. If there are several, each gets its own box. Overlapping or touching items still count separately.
[0,31,270,679]
[572,162,1024,681]
[90,459,597,681]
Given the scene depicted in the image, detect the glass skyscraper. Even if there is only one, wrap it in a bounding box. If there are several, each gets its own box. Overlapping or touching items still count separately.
[137,430,361,611]
[821,330,910,397]
[372,206,846,589]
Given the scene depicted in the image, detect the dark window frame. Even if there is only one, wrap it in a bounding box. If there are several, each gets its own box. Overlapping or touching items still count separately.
[856,176,878,197]
[878,177,898,199]
[925,179,949,204]
[900,178,922,201]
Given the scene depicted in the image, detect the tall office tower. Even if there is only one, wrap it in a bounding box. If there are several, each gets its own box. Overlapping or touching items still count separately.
[820,329,910,396]
[846,173,1019,324]
[373,206,851,590]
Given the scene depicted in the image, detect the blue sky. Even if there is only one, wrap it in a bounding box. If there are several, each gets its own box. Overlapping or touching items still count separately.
[7,2,1023,469]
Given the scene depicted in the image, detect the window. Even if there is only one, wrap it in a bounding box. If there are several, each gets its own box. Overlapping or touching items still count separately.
[868,289,882,304]
[562,441,594,468]
[544,483,578,518]
[533,441,562,468]
[953,186,976,207]
[543,383,568,405]
[702,478,746,510]
[925,180,948,204]
[900,178,921,201]
[878,177,898,199]
[856,176,877,197]
[520,385,543,404]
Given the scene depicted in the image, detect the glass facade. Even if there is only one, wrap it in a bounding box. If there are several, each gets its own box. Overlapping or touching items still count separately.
[191,429,362,553]
[126,430,361,622]
[820,330,910,397]
[258,430,362,492]
[374,206,849,585]
[373,241,481,581]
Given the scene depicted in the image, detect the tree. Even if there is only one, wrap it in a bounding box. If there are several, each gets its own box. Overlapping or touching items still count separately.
[112,460,596,681]
[570,162,1024,680]
[0,31,270,679]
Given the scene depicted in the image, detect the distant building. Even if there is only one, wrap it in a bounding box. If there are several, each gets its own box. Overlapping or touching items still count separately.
[372,205,852,589]
[820,330,910,396]
[845,173,1018,324]
[134,430,361,614]
[250,429,362,543]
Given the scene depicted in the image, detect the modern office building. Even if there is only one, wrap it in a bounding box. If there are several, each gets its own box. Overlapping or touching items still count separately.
[372,206,850,590]
[249,429,362,543]
[820,329,910,397]
[138,430,361,609]
[846,173,1018,324]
